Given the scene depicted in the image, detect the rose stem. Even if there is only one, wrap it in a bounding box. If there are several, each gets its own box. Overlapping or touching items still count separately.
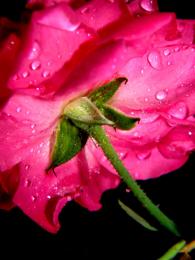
[87,125,180,237]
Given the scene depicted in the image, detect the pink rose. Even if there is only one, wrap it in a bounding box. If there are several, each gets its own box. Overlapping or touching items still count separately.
[0,0,195,232]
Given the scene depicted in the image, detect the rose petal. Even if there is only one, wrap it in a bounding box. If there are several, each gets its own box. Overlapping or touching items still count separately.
[0,94,63,171]
[0,34,21,100]
[112,44,195,111]
[0,165,19,210]
[75,143,120,211]
[8,3,96,94]
[177,19,195,45]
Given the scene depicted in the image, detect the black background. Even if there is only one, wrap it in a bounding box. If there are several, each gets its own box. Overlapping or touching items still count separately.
[0,1,195,259]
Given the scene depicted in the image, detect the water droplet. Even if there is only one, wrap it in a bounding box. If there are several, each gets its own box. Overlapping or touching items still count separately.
[155,90,167,101]
[168,102,188,119]
[174,46,180,52]
[47,195,51,199]
[140,0,154,12]
[188,131,192,136]
[163,49,170,56]
[81,7,89,14]
[39,143,44,148]
[13,74,19,81]
[119,152,128,160]
[159,143,185,159]
[66,196,72,202]
[22,71,29,78]
[147,51,161,69]
[140,69,144,75]
[25,164,30,170]
[144,97,149,102]
[30,124,36,129]
[29,41,41,60]
[136,151,151,160]
[30,60,41,71]
[24,179,31,188]
[16,107,22,113]
[31,195,37,202]
[42,70,50,78]
[167,61,172,66]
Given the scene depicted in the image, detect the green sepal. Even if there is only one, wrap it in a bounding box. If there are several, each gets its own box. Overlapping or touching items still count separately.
[102,105,139,130]
[88,77,127,107]
[48,117,88,169]
[64,97,114,126]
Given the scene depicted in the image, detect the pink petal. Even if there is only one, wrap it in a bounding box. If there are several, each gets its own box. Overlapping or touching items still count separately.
[111,44,195,111]
[126,0,158,16]
[8,3,95,94]
[0,165,19,210]
[177,19,195,44]
[0,94,63,171]
[76,0,131,32]
[75,143,120,211]
[0,34,21,100]
[13,135,81,233]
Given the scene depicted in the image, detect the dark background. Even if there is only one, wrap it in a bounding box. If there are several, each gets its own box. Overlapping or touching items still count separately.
[0,1,195,259]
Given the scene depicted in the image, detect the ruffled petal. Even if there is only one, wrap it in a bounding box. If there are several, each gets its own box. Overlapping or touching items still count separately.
[0,94,63,171]
[112,44,195,111]
[8,3,96,95]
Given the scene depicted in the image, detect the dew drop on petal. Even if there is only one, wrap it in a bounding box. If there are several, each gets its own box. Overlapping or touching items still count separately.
[30,60,41,71]
[140,0,154,12]
[67,196,72,202]
[119,152,128,160]
[174,46,180,52]
[81,7,89,14]
[155,90,167,101]
[42,70,50,78]
[47,195,51,200]
[136,150,151,160]
[29,41,41,60]
[25,164,30,170]
[168,102,188,119]
[163,49,170,56]
[24,179,31,188]
[30,148,34,153]
[13,74,20,81]
[16,107,22,113]
[31,195,37,202]
[22,71,30,78]
[140,69,144,75]
[188,131,192,136]
[147,51,161,69]
[159,144,186,159]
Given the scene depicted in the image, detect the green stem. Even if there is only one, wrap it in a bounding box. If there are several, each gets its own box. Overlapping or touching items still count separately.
[88,125,180,236]
[158,240,186,260]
